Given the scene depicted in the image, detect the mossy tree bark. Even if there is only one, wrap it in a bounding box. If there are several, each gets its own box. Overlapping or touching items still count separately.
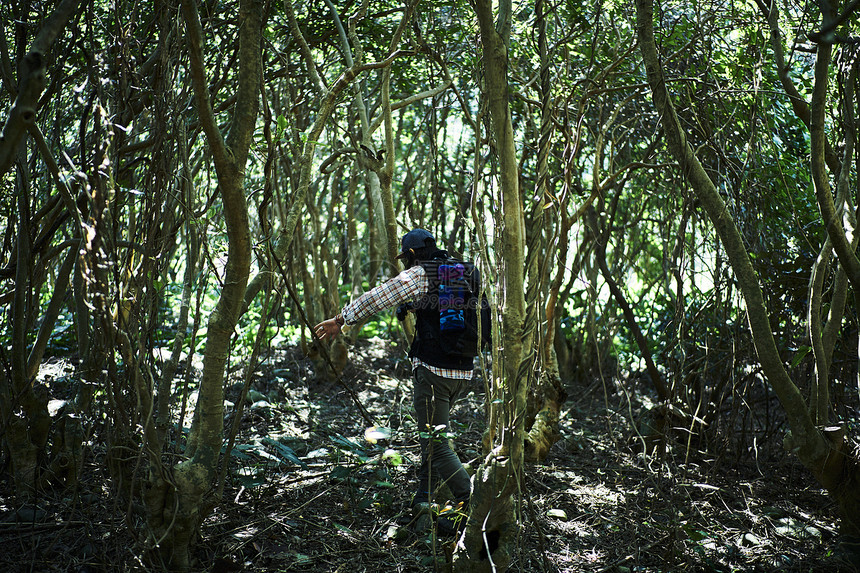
[454,0,532,570]
[0,0,81,500]
[138,1,263,570]
[636,0,859,539]
[523,0,565,464]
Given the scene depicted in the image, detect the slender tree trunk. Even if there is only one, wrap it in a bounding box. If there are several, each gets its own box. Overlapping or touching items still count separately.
[0,0,81,502]
[455,1,530,570]
[4,146,50,499]
[0,0,81,176]
[139,1,263,569]
[589,205,669,401]
[636,0,859,538]
[524,0,566,464]
[807,137,855,425]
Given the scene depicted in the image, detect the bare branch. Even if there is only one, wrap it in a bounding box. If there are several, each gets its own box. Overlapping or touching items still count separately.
[0,0,81,176]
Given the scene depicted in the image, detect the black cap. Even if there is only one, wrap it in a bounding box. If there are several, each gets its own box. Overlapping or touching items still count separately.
[395,228,435,259]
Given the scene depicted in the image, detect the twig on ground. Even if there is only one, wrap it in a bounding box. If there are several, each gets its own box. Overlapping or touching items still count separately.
[598,533,670,573]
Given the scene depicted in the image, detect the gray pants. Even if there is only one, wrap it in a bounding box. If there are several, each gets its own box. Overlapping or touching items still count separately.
[413,366,472,503]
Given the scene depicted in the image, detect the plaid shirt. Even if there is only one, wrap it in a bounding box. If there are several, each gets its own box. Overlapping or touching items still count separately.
[342,265,474,380]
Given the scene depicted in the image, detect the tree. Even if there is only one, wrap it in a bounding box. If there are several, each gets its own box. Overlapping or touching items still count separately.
[635,0,859,540]
[3,0,859,569]
[454,0,530,570]
[0,0,81,500]
[133,1,264,569]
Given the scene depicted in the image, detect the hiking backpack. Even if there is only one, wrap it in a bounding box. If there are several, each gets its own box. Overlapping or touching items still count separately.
[412,255,491,363]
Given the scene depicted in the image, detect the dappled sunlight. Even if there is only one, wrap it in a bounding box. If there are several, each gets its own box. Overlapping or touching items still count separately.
[4,0,860,570]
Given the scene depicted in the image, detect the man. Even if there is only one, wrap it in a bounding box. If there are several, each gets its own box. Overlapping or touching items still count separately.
[314,228,481,526]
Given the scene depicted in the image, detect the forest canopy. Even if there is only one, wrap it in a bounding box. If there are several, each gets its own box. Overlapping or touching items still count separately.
[1,0,860,571]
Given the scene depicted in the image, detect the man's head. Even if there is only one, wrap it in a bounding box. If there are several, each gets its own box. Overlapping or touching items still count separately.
[396,228,436,265]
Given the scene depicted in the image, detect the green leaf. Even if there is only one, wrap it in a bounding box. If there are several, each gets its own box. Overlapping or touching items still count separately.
[790,345,811,368]
[382,448,403,466]
[237,473,267,488]
[330,465,352,480]
[263,437,307,468]
[683,524,708,542]
[334,523,355,534]
[331,432,366,456]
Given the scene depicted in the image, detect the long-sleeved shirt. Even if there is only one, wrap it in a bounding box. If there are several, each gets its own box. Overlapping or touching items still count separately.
[341,264,473,380]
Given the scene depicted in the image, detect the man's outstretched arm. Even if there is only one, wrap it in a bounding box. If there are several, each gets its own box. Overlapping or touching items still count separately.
[314,265,426,340]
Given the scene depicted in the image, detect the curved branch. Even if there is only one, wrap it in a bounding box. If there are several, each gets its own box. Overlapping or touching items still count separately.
[284,2,326,96]
[810,0,860,41]
[808,4,860,291]
[0,0,81,176]
[756,0,842,173]
[368,80,452,134]
[180,0,232,172]
[635,0,827,464]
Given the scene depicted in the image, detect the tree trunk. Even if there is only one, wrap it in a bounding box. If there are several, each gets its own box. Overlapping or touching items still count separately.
[454,1,531,570]
[140,1,263,569]
[635,0,859,539]
[0,0,81,176]
[523,0,566,464]
[4,147,50,499]
[0,0,81,502]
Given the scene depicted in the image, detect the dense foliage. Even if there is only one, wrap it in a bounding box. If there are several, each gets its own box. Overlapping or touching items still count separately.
[1,0,860,570]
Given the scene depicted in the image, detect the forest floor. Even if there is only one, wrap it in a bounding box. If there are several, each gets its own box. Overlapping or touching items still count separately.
[3,336,859,572]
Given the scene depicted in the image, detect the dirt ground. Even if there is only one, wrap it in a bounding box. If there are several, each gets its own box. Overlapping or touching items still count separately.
[2,337,856,572]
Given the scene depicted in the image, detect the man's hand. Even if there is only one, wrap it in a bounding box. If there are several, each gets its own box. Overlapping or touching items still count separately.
[396,303,413,322]
[314,316,342,341]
